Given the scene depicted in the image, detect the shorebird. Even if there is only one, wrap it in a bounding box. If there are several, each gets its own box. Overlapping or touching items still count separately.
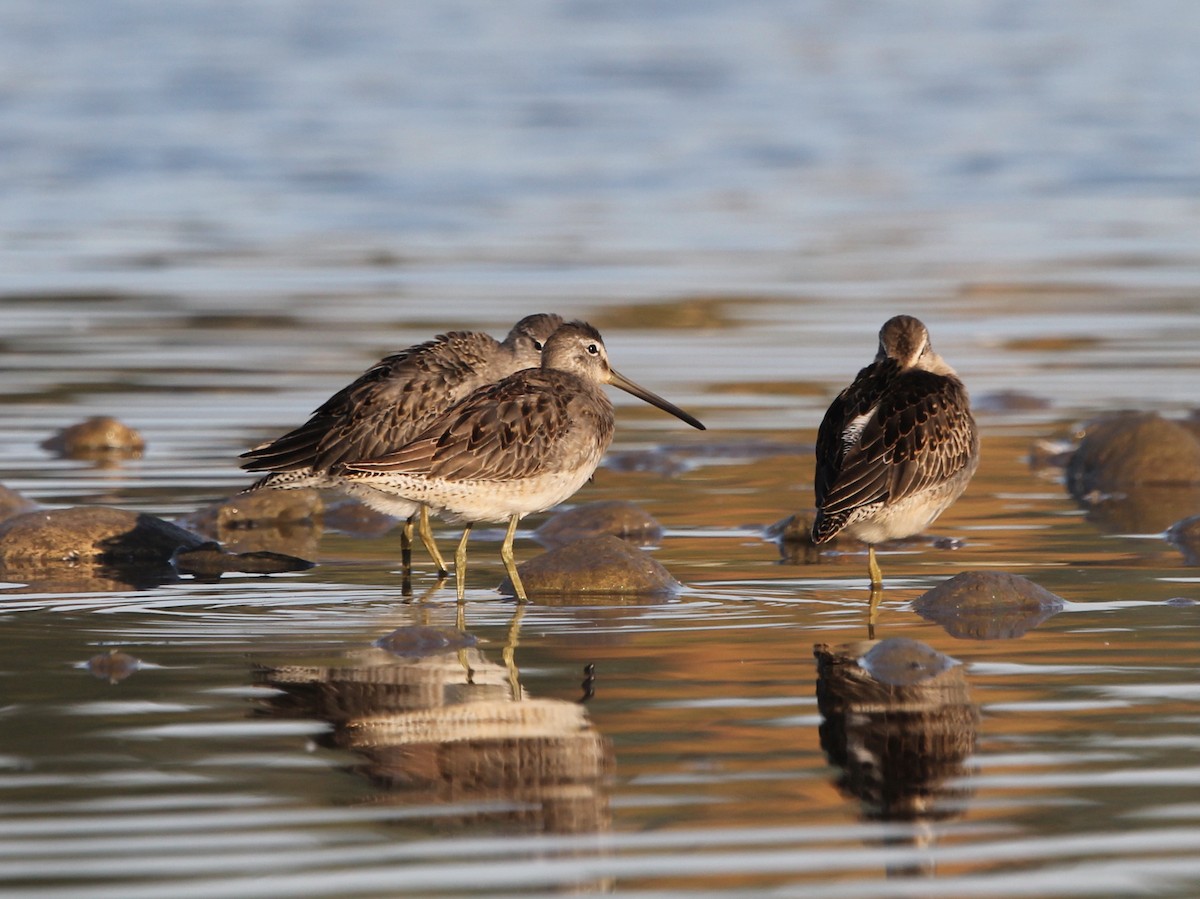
[812,315,978,590]
[240,313,565,575]
[338,321,706,602]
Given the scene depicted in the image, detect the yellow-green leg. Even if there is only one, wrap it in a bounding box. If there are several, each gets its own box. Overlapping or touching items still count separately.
[500,514,527,603]
[867,545,883,589]
[454,523,473,602]
[417,505,449,576]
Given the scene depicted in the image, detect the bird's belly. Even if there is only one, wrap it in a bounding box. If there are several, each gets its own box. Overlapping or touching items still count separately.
[338,482,421,520]
[841,473,973,544]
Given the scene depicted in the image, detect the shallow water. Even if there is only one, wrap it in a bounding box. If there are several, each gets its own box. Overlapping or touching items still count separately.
[4,2,1200,897]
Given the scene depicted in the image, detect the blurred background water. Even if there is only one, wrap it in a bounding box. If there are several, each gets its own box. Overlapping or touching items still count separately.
[3,1,1200,897]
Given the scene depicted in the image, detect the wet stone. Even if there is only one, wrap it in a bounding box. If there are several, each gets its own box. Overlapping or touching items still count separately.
[913,571,1065,640]
[183,488,325,533]
[500,535,680,598]
[534,500,664,549]
[0,506,207,566]
[0,484,40,524]
[1166,515,1200,565]
[171,542,315,577]
[1066,411,1200,497]
[41,416,145,459]
[768,512,867,564]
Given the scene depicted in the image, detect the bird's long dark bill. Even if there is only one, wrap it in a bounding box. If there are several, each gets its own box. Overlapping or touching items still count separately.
[609,369,706,430]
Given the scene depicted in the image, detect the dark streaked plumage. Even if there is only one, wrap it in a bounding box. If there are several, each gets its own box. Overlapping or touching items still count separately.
[239,313,564,573]
[339,321,706,602]
[812,315,978,588]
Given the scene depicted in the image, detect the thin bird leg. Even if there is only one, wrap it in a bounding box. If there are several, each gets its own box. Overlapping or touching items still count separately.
[454,523,473,603]
[867,545,883,589]
[417,505,449,576]
[500,513,527,603]
[399,516,414,573]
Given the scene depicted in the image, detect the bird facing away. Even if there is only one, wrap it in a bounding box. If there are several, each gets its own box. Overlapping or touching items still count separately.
[239,313,565,574]
[811,315,979,589]
[337,321,706,602]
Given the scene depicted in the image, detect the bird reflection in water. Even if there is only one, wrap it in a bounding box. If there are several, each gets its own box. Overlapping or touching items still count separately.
[254,621,613,837]
[814,637,979,879]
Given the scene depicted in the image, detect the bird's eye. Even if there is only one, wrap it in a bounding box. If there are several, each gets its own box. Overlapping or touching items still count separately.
[586,343,599,355]
[532,340,543,351]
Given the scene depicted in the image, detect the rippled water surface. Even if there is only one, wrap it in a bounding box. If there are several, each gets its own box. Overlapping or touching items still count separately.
[3,2,1200,897]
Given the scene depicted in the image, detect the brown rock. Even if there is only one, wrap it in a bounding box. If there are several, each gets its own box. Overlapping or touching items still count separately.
[1167,514,1200,565]
[499,535,679,598]
[183,488,325,533]
[41,416,145,459]
[171,542,315,577]
[1067,411,1200,496]
[534,501,663,549]
[913,571,1065,640]
[0,484,40,523]
[85,650,143,684]
[0,506,206,566]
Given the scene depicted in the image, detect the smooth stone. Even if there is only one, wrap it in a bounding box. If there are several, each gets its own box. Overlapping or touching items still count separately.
[534,501,663,549]
[41,416,145,459]
[1067,411,1200,496]
[171,542,315,577]
[0,484,41,523]
[913,571,1065,640]
[768,512,866,564]
[1166,514,1200,565]
[182,488,325,533]
[0,506,207,565]
[499,535,679,597]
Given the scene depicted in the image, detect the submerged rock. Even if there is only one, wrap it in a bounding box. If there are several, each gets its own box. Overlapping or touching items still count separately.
[499,535,679,598]
[768,512,866,564]
[1166,515,1200,565]
[171,542,315,577]
[534,501,663,549]
[1062,412,1200,533]
[84,650,143,684]
[1067,411,1200,496]
[41,416,145,459]
[0,506,207,566]
[913,571,1065,640]
[183,488,325,532]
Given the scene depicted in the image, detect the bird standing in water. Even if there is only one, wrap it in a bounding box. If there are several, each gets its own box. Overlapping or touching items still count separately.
[339,321,706,602]
[240,314,564,576]
[812,315,978,596]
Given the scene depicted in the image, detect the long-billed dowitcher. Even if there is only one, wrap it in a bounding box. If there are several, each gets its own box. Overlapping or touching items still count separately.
[337,321,706,602]
[812,314,978,591]
[239,313,564,575]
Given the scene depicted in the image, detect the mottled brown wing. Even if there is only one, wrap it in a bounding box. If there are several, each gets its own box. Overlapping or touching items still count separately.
[240,331,496,473]
[815,368,976,530]
[344,370,593,482]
